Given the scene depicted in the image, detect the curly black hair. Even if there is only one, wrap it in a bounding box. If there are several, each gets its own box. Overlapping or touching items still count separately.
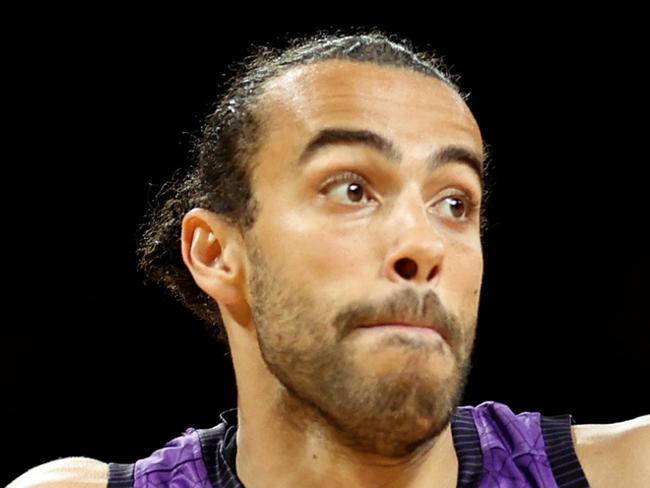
[137,28,488,348]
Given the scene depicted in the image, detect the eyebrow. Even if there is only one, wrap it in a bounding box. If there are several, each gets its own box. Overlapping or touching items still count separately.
[296,127,486,183]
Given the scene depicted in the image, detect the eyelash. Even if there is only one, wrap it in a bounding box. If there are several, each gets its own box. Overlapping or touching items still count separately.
[319,171,480,221]
[319,171,371,195]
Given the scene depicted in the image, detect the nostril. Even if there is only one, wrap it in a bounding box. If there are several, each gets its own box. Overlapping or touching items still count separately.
[395,258,417,279]
[426,266,438,281]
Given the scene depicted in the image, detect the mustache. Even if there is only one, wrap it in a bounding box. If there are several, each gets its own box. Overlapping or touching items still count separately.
[334,287,461,346]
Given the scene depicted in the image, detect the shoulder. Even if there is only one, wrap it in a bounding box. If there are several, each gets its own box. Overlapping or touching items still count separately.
[572,414,650,488]
[7,457,108,488]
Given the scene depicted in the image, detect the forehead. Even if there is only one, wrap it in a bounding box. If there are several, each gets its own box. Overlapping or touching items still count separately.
[253,60,484,173]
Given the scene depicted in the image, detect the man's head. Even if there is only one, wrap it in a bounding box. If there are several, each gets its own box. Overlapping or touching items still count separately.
[139,30,488,457]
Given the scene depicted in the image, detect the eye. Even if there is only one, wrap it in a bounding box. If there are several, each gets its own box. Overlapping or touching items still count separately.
[320,172,375,205]
[433,195,477,222]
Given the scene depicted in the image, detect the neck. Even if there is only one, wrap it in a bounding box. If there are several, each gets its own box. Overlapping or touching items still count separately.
[225,319,459,488]
[234,385,458,488]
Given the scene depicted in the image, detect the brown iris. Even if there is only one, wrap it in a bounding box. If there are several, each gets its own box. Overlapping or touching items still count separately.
[347,183,364,203]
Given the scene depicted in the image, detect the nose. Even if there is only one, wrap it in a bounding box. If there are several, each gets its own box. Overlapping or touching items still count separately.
[383,195,445,284]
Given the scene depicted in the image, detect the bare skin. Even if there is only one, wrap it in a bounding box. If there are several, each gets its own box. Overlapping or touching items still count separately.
[8,419,649,487]
[9,60,649,488]
[573,415,650,487]
[184,60,485,488]
[182,60,650,487]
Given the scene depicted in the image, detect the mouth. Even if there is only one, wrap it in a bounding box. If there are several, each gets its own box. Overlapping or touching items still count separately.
[358,321,447,342]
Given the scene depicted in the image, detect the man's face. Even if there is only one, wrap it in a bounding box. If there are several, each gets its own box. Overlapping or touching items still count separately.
[242,60,484,457]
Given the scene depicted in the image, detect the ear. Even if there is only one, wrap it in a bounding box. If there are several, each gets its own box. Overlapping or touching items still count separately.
[181,208,247,306]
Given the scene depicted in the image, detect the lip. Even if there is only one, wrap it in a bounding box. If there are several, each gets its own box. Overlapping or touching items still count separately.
[359,322,446,341]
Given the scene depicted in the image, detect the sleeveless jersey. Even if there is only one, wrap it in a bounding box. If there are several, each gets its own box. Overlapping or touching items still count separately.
[107,401,590,487]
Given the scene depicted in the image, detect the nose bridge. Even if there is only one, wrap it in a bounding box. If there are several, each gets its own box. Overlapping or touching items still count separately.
[394,184,430,228]
[383,185,444,284]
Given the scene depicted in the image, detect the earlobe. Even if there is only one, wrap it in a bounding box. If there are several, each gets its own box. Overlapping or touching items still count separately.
[181,208,245,305]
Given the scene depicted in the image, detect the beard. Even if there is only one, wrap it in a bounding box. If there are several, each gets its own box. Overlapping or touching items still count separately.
[246,238,476,459]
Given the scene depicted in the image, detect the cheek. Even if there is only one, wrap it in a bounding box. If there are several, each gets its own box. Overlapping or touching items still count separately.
[445,238,483,305]
[296,227,371,281]
[256,203,373,284]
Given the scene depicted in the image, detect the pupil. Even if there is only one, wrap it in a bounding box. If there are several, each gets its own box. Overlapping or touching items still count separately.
[450,198,465,218]
[347,183,363,202]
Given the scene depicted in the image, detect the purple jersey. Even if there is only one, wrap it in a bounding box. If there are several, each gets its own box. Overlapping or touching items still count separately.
[108,401,590,487]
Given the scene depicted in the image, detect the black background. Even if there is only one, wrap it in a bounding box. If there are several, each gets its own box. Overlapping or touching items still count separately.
[5,10,649,485]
